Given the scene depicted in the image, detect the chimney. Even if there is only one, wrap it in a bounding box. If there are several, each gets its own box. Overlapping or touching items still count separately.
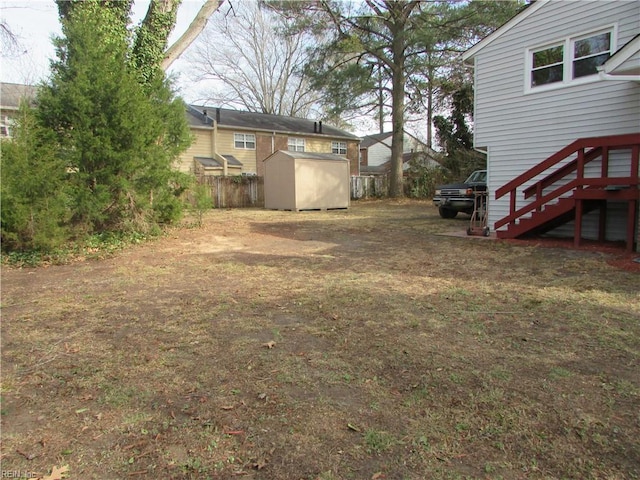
[313,121,317,133]
[216,108,221,123]
[318,121,323,134]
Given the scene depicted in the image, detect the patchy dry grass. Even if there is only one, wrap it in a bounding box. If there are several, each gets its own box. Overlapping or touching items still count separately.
[1,200,639,479]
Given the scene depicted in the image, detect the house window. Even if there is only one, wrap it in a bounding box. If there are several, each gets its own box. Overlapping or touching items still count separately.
[0,116,11,138]
[234,133,255,149]
[288,137,305,152]
[572,31,611,79]
[531,44,564,87]
[332,141,347,155]
[527,27,614,91]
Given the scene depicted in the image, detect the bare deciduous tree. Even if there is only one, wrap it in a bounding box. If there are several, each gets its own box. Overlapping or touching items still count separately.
[162,0,223,70]
[187,2,322,117]
[1,18,22,58]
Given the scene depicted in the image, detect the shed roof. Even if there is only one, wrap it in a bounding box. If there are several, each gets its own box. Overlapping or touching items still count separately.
[187,105,359,140]
[265,151,348,162]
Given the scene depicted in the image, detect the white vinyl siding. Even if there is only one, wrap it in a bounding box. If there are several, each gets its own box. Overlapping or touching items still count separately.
[471,0,640,240]
[364,133,417,166]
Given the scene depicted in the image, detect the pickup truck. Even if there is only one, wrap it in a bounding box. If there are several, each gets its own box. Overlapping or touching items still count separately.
[433,169,487,218]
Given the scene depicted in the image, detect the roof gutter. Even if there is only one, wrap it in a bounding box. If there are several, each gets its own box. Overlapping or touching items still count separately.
[597,65,640,82]
[219,124,359,141]
[598,72,640,82]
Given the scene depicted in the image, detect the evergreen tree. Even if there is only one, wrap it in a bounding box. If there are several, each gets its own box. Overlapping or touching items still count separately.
[434,83,485,179]
[37,1,190,234]
[1,103,70,251]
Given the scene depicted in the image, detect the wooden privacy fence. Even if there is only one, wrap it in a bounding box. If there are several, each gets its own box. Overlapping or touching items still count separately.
[196,174,390,208]
[197,175,264,208]
[350,175,389,199]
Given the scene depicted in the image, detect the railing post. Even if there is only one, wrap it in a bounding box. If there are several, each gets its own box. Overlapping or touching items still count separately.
[600,146,609,178]
[576,148,585,183]
[510,189,516,228]
[536,183,542,212]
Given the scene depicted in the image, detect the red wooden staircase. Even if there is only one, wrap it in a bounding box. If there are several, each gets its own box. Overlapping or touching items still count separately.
[494,133,640,252]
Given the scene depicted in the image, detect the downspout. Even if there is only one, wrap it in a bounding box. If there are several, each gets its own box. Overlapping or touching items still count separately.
[213,108,227,175]
[211,117,218,174]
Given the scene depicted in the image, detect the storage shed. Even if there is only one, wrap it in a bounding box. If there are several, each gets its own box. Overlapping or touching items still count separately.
[263,151,350,211]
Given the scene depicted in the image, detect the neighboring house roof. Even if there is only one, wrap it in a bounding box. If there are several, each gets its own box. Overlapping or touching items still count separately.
[462,0,548,62]
[600,34,640,77]
[360,132,393,149]
[187,105,359,140]
[0,82,37,110]
[187,107,213,127]
[361,151,441,175]
[360,130,438,157]
[195,155,243,168]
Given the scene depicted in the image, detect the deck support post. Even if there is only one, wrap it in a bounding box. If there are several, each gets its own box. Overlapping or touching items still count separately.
[627,199,637,253]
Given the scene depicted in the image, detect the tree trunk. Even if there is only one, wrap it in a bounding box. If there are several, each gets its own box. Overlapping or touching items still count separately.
[426,77,433,149]
[389,65,405,198]
[162,0,223,71]
[389,19,406,198]
[378,63,384,134]
[133,0,181,85]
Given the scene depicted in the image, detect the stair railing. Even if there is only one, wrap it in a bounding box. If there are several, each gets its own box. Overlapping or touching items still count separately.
[494,133,640,231]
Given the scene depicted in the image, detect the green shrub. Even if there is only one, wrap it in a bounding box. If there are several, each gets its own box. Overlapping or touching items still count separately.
[0,105,70,252]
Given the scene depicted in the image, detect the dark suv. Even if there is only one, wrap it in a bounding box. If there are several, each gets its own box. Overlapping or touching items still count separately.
[433,170,487,218]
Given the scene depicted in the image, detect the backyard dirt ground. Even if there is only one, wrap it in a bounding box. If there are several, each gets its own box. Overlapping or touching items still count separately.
[1,199,639,480]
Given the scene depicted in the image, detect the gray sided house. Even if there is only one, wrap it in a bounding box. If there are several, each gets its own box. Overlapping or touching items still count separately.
[359,131,439,175]
[0,83,37,138]
[463,0,640,251]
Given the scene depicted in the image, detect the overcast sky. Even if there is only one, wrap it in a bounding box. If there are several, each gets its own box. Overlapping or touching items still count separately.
[0,0,208,102]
